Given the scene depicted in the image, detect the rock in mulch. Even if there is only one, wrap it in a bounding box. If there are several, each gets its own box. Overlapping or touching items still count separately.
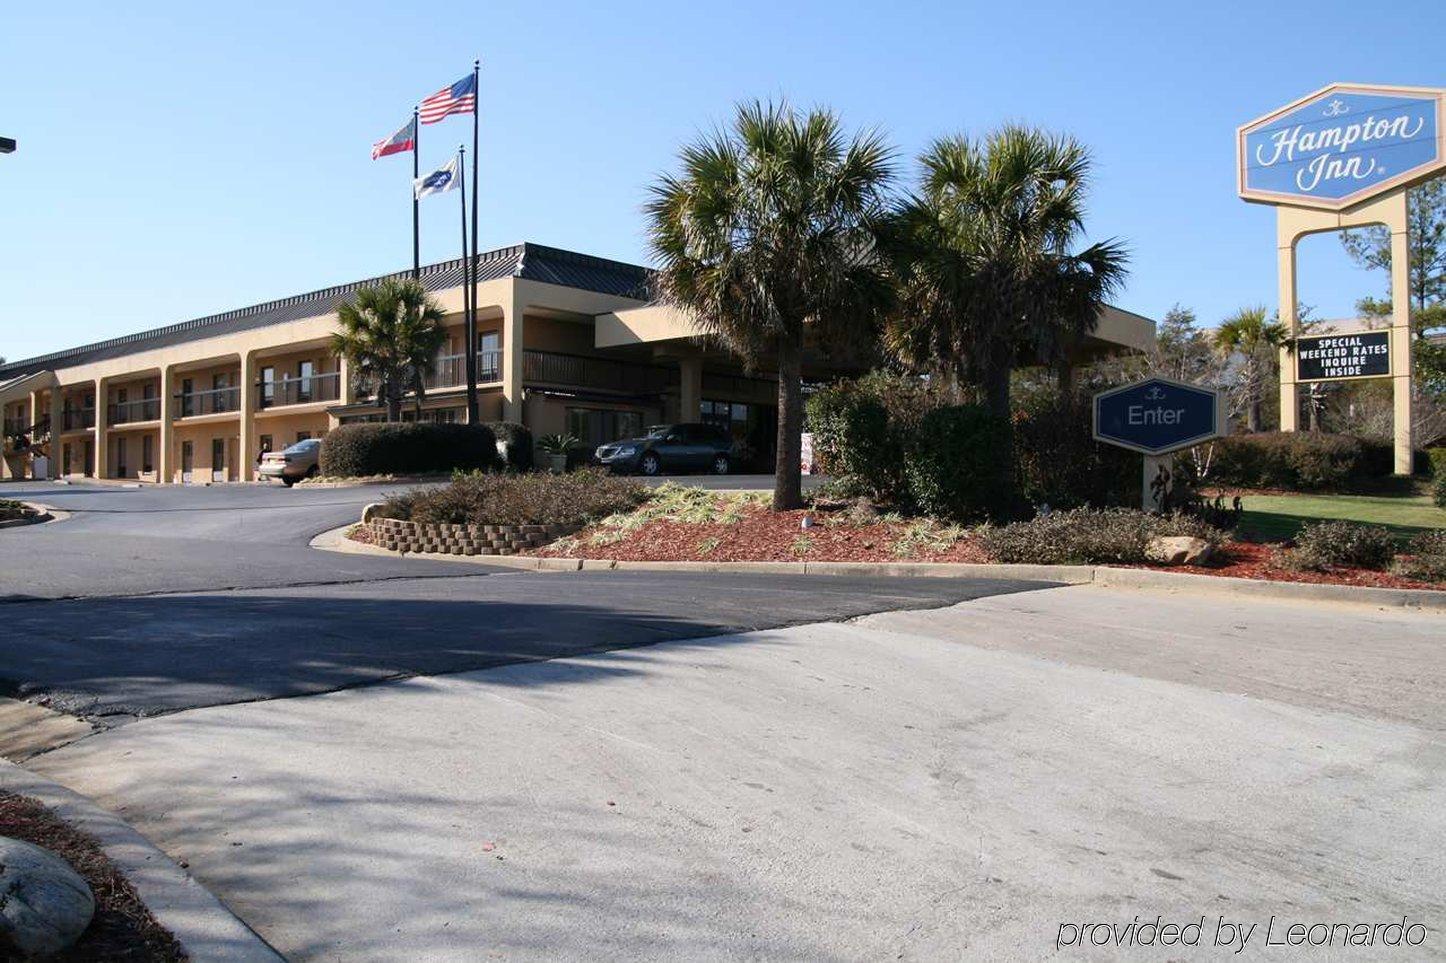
[1145,535,1215,567]
[0,835,95,958]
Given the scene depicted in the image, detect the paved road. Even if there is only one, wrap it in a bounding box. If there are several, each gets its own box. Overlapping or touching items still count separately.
[31,586,1445,961]
[0,480,1035,721]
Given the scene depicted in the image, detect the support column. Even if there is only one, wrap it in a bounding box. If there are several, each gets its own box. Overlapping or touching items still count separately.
[1276,213,1299,433]
[1389,218,1414,475]
[27,390,41,480]
[501,288,525,423]
[158,366,174,484]
[239,352,258,481]
[48,387,63,479]
[93,377,108,479]
[678,354,702,423]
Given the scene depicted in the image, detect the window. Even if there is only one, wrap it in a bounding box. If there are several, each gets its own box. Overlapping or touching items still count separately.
[479,332,501,380]
[260,366,275,408]
[211,437,226,476]
[296,431,311,443]
[181,378,195,417]
[213,373,231,412]
[566,408,643,447]
[115,437,127,477]
[298,360,314,402]
[259,434,273,454]
[142,435,154,473]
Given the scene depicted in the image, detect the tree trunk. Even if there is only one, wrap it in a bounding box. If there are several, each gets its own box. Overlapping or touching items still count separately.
[386,381,403,423]
[982,363,1012,422]
[773,332,804,512]
[1248,394,1261,433]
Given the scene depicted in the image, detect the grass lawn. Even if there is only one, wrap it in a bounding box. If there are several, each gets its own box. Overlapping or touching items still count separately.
[1237,490,1446,542]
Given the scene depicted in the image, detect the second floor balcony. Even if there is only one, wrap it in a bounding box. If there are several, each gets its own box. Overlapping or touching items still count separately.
[259,371,341,409]
[108,397,162,424]
[176,385,239,417]
[523,350,677,395]
[423,351,502,390]
[62,408,96,431]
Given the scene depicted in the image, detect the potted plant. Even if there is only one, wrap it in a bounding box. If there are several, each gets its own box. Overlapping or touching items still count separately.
[538,433,579,474]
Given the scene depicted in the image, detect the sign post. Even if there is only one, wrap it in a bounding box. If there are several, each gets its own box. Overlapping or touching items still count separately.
[1093,378,1227,510]
[1238,83,1446,476]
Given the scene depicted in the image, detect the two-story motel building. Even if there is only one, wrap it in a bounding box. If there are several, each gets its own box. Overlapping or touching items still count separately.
[1,242,1155,483]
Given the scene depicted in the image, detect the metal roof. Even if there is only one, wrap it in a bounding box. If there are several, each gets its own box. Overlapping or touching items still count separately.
[0,243,651,379]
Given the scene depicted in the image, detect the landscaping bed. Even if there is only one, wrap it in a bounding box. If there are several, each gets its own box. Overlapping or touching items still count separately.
[527,486,1445,591]
[0,791,185,962]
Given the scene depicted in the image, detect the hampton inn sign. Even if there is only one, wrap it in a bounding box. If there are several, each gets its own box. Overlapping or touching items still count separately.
[1238,83,1446,475]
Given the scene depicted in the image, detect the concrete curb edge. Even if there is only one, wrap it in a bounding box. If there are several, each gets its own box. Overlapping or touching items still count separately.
[309,524,1445,610]
[0,759,286,961]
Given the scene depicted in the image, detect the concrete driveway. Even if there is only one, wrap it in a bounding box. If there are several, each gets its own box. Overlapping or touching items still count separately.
[28,585,1446,961]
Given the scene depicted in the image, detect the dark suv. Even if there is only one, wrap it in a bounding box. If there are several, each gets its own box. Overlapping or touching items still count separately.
[594,423,735,476]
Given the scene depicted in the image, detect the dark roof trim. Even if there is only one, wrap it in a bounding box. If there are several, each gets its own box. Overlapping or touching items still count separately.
[0,243,651,379]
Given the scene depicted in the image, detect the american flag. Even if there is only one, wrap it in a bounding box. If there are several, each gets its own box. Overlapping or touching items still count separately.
[419,73,477,125]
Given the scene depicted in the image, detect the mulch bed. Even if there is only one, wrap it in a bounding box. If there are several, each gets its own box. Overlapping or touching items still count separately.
[0,791,186,962]
[534,504,991,564]
[1162,541,1445,592]
[520,499,1444,592]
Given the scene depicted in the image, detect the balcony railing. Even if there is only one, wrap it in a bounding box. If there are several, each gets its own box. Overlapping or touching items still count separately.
[175,385,239,417]
[523,350,677,394]
[423,351,502,389]
[62,408,96,431]
[108,397,161,424]
[258,371,340,409]
[2,417,26,437]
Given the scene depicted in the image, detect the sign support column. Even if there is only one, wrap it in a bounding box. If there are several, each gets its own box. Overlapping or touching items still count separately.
[1389,212,1414,474]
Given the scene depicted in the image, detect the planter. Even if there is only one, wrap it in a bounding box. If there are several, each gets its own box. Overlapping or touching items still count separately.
[366,516,581,556]
[547,454,567,474]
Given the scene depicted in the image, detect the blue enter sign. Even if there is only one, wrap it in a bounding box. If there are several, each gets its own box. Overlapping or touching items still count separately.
[1093,378,1222,455]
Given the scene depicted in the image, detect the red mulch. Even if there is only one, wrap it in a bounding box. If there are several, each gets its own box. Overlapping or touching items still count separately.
[1158,540,1445,592]
[347,523,377,546]
[0,791,187,961]
[523,500,1444,592]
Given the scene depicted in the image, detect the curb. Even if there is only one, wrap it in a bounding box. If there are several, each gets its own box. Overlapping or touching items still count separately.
[309,524,1445,610]
[0,501,64,529]
[0,759,285,962]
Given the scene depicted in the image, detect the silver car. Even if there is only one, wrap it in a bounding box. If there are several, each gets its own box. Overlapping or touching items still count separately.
[258,438,321,486]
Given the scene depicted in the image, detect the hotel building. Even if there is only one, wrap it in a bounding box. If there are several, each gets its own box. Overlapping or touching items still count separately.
[1,242,1154,482]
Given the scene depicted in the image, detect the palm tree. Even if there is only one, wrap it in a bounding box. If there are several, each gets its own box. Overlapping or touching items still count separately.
[646,101,895,510]
[1212,306,1286,432]
[332,278,447,423]
[882,127,1128,420]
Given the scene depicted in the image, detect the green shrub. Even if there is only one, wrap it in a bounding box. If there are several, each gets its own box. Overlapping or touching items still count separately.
[806,371,949,503]
[380,468,645,527]
[980,508,1224,565]
[319,423,497,477]
[1395,530,1446,582]
[1012,390,1137,509]
[1283,520,1396,571]
[1434,471,1446,509]
[902,405,1014,522]
[487,422,533,472]
[1429,447,1446,480]
[806,388,900,499]
[1200,432,1369,491]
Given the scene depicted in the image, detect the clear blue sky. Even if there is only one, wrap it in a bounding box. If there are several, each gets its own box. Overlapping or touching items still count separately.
[2,0,1441,362]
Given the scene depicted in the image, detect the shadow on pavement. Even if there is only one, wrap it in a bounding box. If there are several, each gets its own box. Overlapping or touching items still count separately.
[0,574,1050,721]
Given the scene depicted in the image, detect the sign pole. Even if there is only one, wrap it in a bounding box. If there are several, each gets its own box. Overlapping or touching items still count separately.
[1142,455,1168,512]
[1387,191,1414,475]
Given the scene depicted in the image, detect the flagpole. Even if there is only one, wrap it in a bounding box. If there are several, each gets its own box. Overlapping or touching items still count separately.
[465,57,481,427]
[460,144,478,424]
[411,108,421,279]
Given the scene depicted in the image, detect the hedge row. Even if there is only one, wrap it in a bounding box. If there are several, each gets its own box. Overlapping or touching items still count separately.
[379,468,645,527]
[319,423,497,477]
[1190,432,1428,492]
